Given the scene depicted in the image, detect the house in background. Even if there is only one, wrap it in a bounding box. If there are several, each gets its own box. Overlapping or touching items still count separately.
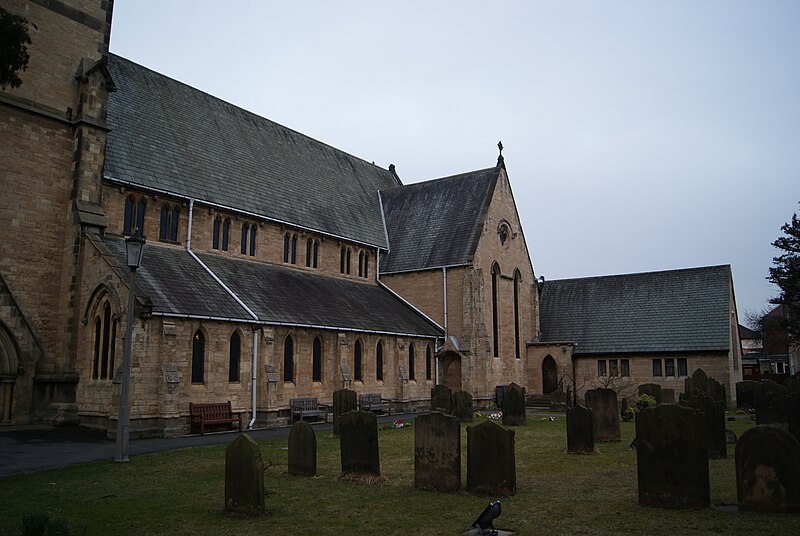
[740,305,792,382]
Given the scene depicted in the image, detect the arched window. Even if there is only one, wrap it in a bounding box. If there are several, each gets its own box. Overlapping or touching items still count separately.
[491,263,501,357]
[241,224,256,256]
[92,300,117,381]
[346,248,351,274]
[312,337,322,382]
[222,219,230,251]
[92,318,101,380]
[312,240,319,268]
[363,253,369,278]
[229,332,241,383]
[426,344,432,381]
[284,233,297,264]
[241,224,249,254]
[408,343,416,381]
[123,196,146,236]
[340,247,346,273]
[283,335,294,382]
[159,205,179,242]
[513,270,521,360]
[284,233,290,263]
[358,251,364,277]
[191,330,205,384]
[304,239,319,268]
[249,225,256,256]
[376,341,384,381]
[213,217,221,250]
[354,339,363,382]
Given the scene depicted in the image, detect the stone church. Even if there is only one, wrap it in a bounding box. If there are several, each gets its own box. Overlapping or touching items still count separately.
[0,1,741,435]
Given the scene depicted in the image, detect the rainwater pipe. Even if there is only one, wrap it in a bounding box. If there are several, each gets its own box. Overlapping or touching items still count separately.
[186,199,260,429]
[439,267,448,385]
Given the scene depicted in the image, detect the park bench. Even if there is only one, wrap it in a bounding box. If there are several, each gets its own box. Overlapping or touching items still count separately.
[359,393,390,415]
[290,397,327,422]
[189,401,242,435]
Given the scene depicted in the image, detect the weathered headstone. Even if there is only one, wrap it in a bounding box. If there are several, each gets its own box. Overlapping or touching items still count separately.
[452,390,474,423]
[566,404,594,454]
[661,389,676,404]
[549,388,567,411]
[638,383,662,404]
[224,433,265,515]
[339,410,380,477]
[414,412,461,491]
[502,383,526,426]
[431,384,453,413]
[754,380,789,425]
[682,392,727,459]
[585,388,620,441]
[636,405,709,509]
[466,420,516,496]
[736,425,800,513]
[736,380,758,409]
[288,420,316,477]
[333,389,358,436]
[683,368,726,404]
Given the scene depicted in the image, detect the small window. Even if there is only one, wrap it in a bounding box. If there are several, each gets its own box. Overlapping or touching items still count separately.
[123,196,146,236]
[305,239,319,268]
[609,359,619,376]
[283,336,294,382]
[677,358,687,377]
[363,253,369,278]
[284,234,290,263]
[312,240,319,268]
[597,359,607,377]
[665,358,675,377]
[620,359,630,377]
[192,330,205,384]
[306,239,313,267]
[312,337,322,382]
[408,343,416,380]
[652,359,662,377]
[291,234,297,264]
[229,332,241,383]
[221,219,230,251]
[241,225,248,254]
[354,339,363,382]
[425,344,432,381]
[159,205,179,242]
[340,247,346,273]
[358,251,364,277]
[241,224,256,256]
[249,225,256,256]
[284,233,297,264]
[213,218,221,250]
[346,248,351,274]
[376,341,384,381]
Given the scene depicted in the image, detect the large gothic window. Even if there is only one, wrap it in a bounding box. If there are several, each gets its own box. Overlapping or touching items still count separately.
[92,300,117,380]
[191,330,205,384]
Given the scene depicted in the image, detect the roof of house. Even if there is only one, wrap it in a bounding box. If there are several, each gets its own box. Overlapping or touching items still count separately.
[104,54,399,249]
[539,265,734,354]
[102,236,441,337]
[738,324,761,339]
[380,167,499,273]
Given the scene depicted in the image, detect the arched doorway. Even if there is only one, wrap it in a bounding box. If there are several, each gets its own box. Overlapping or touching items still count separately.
[438,351,462,391]
[542,355,558,396]
[0,324,20,424]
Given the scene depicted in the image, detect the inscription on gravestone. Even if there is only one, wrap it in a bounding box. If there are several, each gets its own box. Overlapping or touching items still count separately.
[414,412,461,491]
[683,368,726,404]
[566,404,594,454]
[467,420,516,496]
[452,390,474,422]
[502,383,526,426]
[736,425,800,513]
[431,384,453,413]
[585,388,620,441]
[339,410,380,477]
[225,434,265,516]
[288,420,316,477]
[636,405,709,509]
[333,389,358,436]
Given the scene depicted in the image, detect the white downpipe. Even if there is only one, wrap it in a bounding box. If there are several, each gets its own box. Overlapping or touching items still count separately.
[186,199,194,250]
[249,329,258,429]
[438,267,448,385]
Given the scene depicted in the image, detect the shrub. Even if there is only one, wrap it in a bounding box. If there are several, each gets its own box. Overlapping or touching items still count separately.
[635,394,657,411]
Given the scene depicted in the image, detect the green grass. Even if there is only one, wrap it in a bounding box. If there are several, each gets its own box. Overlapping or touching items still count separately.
[1,417,799,535]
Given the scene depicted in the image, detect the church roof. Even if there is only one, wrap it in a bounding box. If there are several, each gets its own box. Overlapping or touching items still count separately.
[102,237,441,337]
[380,167,499,273]
[539,265,734,354]
[103,54,399,249]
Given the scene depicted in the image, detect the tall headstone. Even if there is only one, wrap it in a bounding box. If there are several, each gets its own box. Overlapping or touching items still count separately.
[566,404,594,454]
[502,383,526,426]
[339,410,380,477]
[414,412,461,491]
[636,405,709,509]
[224,434,266,515]
[288,420,316,477]
[638,383,662,404]
[452,390,474,423]
[661,389,676,404]
[431,384,453,413]
[736,380,758,409]
[466,420,516,496]
[754,380,789,425]
[333,389,358,436]
[585,388,620,441]
[736,425,800,513]
[683,368,726,404]
[682,392,727,459]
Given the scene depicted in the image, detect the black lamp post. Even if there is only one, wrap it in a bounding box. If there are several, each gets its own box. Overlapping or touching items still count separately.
[115,233,145,462]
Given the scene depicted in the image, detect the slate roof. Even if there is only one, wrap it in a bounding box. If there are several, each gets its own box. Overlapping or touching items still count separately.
[103,236,441,337]
[380,167,499,273]
[539,265,734,354]
[104,54,399,248]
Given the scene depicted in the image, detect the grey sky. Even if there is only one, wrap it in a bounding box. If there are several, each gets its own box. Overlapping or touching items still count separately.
[109,1,800,322]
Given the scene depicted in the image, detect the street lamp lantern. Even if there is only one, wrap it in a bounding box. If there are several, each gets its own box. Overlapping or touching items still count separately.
[115,234,146,462]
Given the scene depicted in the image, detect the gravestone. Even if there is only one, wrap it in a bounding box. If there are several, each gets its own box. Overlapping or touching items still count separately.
[339,410,380,477]
[754,380,788,425]
[585,388,620,441]
[333,389,358,436]
[636,405,709,509]
[789,392,800,444]
[566,404,594,454]
[638,383,662,404]
[785,377,800,394]
[502,383,526,426]
[431,384,453,413]
[736,380,758,409]
[452,390,474,422]
[682,392,727,459]
[549,388,567,411]
[683,368,726,404]
[288,420,316,477]
[661,389,676,404]
[414,411,461,491]
[224,433,266,515]
[736,425,800,513]
[466,420,516,496]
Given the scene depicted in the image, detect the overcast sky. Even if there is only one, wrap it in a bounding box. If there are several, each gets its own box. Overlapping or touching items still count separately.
[109,1,800,322]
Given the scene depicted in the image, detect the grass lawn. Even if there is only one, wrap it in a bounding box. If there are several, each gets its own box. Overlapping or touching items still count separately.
[1,416,799,535]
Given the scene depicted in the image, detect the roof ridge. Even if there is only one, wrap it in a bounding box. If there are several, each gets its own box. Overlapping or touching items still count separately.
[380,166,499,193]
[545,264,731,284]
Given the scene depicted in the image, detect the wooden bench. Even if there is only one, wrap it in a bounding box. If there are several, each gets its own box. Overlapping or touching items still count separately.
[189,401,242,435]
[359,393,390,415]
[290,397,327,421]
